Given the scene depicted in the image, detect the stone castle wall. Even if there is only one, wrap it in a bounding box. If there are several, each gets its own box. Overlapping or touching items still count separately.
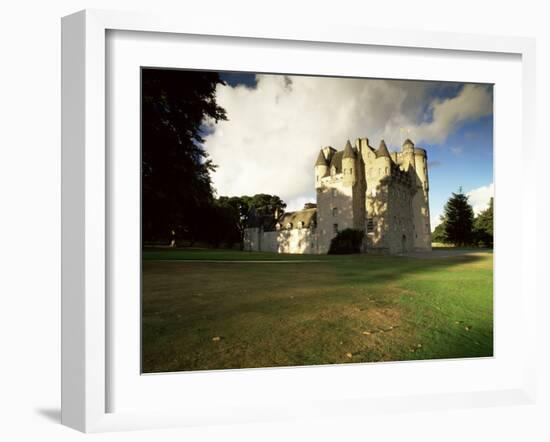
[315,174,361,254]
[244,226,319,254]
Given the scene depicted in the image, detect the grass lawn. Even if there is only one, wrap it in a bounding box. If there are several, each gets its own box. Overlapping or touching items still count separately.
[142,248,493,372]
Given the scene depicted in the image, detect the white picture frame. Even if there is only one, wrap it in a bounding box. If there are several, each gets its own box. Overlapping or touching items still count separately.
[61,9,537,433]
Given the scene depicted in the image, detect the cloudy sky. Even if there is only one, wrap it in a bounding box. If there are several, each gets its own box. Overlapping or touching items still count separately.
[201,72,493,230]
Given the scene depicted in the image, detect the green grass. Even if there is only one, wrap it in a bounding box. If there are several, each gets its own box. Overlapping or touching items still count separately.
[142,248,493,372]
[142,247,334,261]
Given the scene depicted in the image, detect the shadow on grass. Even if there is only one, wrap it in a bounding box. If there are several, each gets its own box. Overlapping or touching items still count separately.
[141,252,489,319]
[141,249,492,372]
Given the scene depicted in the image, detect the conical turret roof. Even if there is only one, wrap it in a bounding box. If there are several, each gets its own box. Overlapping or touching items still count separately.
[342,140,356,159]
[403,138,414,148]
[315,149,328,166]
[376,140,391,158]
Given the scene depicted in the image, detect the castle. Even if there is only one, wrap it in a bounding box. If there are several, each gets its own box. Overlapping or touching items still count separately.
[243,138,431,254]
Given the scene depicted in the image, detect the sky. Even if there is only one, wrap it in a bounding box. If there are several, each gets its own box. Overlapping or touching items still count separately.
[202,71,493,230]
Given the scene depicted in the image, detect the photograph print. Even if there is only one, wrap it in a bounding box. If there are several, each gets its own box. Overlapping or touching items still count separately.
[141,68,494,373]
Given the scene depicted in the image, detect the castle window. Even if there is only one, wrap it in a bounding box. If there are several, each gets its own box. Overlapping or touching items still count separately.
[332,207,338,217]
[367,217,374,233]
[350,168,353,175]
[333,224,339,234]
[286,223,292,229]
[298,221,305,228]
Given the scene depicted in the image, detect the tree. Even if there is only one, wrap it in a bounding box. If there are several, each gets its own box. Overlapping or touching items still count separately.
[214,196,251,248]
[218,196,252,238]
[431,222,447,244]
[441,188,475,246]
[217,194,287,249]
[328,229,364,254]
[249,194,287,218]
[474,197,493,247]
[200,200,241,248]
[141,69,227,243]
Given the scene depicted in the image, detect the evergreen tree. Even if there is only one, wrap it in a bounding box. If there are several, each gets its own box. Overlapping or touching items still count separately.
[474,197,494,247]
[441,188,475,246]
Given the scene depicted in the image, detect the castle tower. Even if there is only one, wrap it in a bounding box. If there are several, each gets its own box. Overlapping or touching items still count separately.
[363,140,393,251]
[375,140,392,178]
[413,146,431,250]
[402,139,431,251]
[314,149,328,189]
[314,141,364,253]
[401,138,416,171]
[403,138,414,153]
[342,140,357,186]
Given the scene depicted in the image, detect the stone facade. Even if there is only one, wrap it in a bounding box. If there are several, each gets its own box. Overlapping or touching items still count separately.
[243,138,431,254]
[244,208,319,254]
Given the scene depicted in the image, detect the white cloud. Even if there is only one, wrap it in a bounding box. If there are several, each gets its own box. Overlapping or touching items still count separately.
[467,183,494,215]
[285,194,316,212]
[415,84,493,144]
[430,212,443,231]
[203,75,492,206]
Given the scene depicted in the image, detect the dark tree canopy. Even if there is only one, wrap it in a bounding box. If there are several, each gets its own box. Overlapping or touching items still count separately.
[248,194,287,218]
[217,196,252,246]
[200,199,242,248]
[474,197,493,247]
[441,188,475,246]
[141,69,227,243]
[217,194,287,249]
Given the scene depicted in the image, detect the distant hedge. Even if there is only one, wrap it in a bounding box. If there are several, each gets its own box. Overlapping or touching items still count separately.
[328,229,365,254]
